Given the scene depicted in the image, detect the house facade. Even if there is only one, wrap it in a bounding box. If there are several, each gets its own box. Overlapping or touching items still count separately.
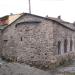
[0,13,75,65]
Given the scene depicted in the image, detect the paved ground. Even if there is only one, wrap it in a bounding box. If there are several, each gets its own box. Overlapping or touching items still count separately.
[57,59,75,73]
[47,59,75,75]
[0,58,75,75]
[0,62,75,75]
[0,63,51,75]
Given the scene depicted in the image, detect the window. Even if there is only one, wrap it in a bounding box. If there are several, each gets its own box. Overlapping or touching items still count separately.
[58,41,61,54]
[70,39,73,51]
[64,39,67,53]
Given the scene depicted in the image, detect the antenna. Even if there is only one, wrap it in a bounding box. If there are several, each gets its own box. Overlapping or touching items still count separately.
[29,0,31,13]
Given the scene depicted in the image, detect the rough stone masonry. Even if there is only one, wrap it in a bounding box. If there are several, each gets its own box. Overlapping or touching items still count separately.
[0,13,75,68]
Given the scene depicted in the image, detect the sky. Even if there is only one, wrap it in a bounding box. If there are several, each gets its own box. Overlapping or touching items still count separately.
[0,0,75,23]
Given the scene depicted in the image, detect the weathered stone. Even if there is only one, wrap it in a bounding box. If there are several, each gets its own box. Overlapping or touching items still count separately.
[0,13,75,69]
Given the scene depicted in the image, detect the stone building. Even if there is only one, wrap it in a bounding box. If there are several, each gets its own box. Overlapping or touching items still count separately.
[0,13,75,65]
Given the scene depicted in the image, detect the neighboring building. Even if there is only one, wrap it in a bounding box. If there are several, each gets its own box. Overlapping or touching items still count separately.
[0,13,22,56]
[0,13,22,29]
[0,13,75,65]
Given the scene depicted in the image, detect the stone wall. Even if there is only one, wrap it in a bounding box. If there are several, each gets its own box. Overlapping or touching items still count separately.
[1,14,75,68]
[53,22,75,55]
[0,30,3,56]
[2,14,54,63]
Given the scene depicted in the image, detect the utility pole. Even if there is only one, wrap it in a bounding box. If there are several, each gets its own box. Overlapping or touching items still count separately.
[29,0,31,14]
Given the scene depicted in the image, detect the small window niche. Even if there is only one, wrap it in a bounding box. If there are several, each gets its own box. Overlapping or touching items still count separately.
[21,37,23,41]
[4,39,8,43]
[64,39,68,53]
[58,41,61,54]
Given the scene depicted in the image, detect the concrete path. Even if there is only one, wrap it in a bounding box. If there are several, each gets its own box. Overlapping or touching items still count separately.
[56,59,75,74]
[0,63,51,75]
[0,58,75,75]
[47,59,75,75]
[0,62,75,75]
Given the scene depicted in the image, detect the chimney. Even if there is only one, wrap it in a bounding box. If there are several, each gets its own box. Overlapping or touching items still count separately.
[46,15,48,18]
[10,13,13,15]
[58,15,61,19]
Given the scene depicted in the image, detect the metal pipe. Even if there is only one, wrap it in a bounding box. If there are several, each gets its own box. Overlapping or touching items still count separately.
[29,0,31,13]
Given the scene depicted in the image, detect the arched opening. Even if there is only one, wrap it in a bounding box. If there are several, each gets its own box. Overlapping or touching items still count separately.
[64,39,67,53]
[70,39,73,51]
[58,41,61,54]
